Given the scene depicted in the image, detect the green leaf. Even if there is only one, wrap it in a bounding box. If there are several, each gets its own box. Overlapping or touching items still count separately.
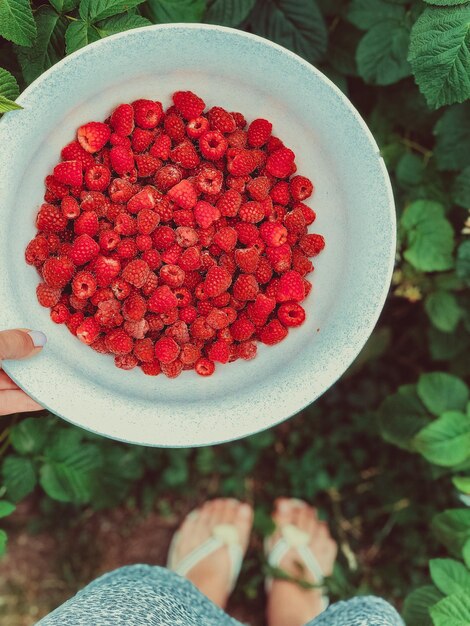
[65,19,100,54]
[401,200,454,272]
[379,384,431,450]
[146,0,206,23]
[50,0,79,11]
[347,0,405,30]
[90,446,143,509]
[408,5,470,109]
[453,167,470,209]
[414,411,470,466]
[463,539,470,568]
[79,0,146,22]
[356,21,411,85]
[433,509,470,556]
[418,372,469,415]
[0,67,19,100]
[456,241,470,284]
[0,0,36,46]
[453,476,470,494]
[0,529,7,556]
[39,444,101,504]
[434,103,470,171]
[10,417,50,455]
[0,95,22,112]
[430,558,470,595]
[249,0,327,64]
[204,0,255,26]
[425,292,462,333]
[95,13,152,36]
[2,456,37,502]
[423,0,470,5]
[0,501,15,519]
[329,22,361,76]
[396,153,425,188]
[429,325,470,361]
[402,586,443,626]
[16,7,67,84]
[430,592,470,626]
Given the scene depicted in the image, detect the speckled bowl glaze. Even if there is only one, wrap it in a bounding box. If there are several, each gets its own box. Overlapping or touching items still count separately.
[0,24,395,447]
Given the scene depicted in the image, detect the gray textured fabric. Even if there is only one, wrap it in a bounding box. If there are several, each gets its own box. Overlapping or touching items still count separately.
[37,565,404,626]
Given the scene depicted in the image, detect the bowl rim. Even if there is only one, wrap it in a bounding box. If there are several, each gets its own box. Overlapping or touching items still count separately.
[0,23,396,447]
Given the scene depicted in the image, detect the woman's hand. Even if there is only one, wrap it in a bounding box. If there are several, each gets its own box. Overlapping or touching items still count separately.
[0,329,47,416]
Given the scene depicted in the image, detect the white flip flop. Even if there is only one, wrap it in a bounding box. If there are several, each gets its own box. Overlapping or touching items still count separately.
[167,510,245,594]
[264,521,330,611]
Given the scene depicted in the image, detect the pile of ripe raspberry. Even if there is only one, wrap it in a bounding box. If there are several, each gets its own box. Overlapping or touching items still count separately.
[25,91,324,377]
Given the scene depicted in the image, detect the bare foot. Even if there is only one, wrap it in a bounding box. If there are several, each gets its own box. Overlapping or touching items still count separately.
[170,498,253,609]
[266,498,338,626]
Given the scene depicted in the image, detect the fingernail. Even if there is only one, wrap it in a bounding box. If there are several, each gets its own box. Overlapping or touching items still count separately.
[28,330,47,348]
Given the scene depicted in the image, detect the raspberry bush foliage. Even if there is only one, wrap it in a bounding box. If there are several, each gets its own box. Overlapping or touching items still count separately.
[1,0,470,624]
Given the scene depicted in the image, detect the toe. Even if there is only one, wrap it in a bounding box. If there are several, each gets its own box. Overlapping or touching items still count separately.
[236,503,253,548]
[220,498,240,524]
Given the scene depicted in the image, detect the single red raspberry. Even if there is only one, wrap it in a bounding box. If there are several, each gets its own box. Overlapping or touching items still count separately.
[154,336,180,364]
[212,292,231,307]
[259,319,288,345]
[142,249,162,271]
[276,270,305,302]
[165,320,190,344]
[110,133,132,148]
[259,221,288,247]
[179,305,197,324]
[213,227,237,252]
[199,130,228,161]
[110,103,134,136]
[300,233,325,257]
[116,238,138,259]
[266,243,292,273]
[170,140,200,169]
[25,235,50,266]
[177,246,200,272]
[160,264,185,288]
[77,122,111,153]
[290,175,314,201]
[132,99,163,129]
[61,141,95,168]
[233,274,259,301]
[133,338,154,362]
[164,112,186,141]
[132,128,154,153]
[123,292,147,321]
[61,195,80,219]
[141,361,162,376]
[153,225,176,250]
[216,189,242,217]
[125,318,149,339]
[115,354,138,370]
[127,187,155,213]
[105,328,133,355]
[50,303,71,324]
[208,107,236,133]
[94,299,123,327]
[76,317,101,345]
[204,266,232,298]
[239,201,264,223]
[110,278,131,300]
[247,176,270,201]
[235,222,259,246]
[236,340,257,360]
[36,283,61,307]
[207,340,230,364]
[148,285,178,313]
[230,316,255,341]
[180,343,201,365]
[115,213,137,236]
[206,308,229,330]
[248,293,276,323]
[266,148,295,178]
[72,271,97,299]
[136,208,159,235]
[108,178,135,203]
[53,160,83,187]
[94,255,121,287]
[173,90,206,121]
[231,111,246,128]
[247,118,272,147]
[42,256,74,288]
[226,149,257,177]
[195,357,215,376]
[121,259,150,288]
[278,302,306,327]
[91,288,113,306]
[167,180,197,210]
[195,165,223,195]
[110,145,134,176]
[175,226,198,248]
[155,164,182,191]
[69,234,100,265]
[267,136,284,153]
[161,359,183,378]
[84,164,110,192]
[294,201,316,225]
[173,209,196,228]
[150,133,172,160]
[74,210,98,237]
[135,154,161,177]
[187,116,210,139]
[66,311,84,335]
[284,208,306,236]
[193,201,219,228]
[227,129,248,148]
[270,181,291,205]
[79,190,108,215]
[292,249,313,276]
[99,229,120,252]
[234,246,260,273]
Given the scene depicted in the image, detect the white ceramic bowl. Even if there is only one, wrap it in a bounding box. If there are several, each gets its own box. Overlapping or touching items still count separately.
[0,24,395,447]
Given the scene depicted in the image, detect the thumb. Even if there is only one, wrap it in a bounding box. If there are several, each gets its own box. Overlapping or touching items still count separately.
[0,329,47,363]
